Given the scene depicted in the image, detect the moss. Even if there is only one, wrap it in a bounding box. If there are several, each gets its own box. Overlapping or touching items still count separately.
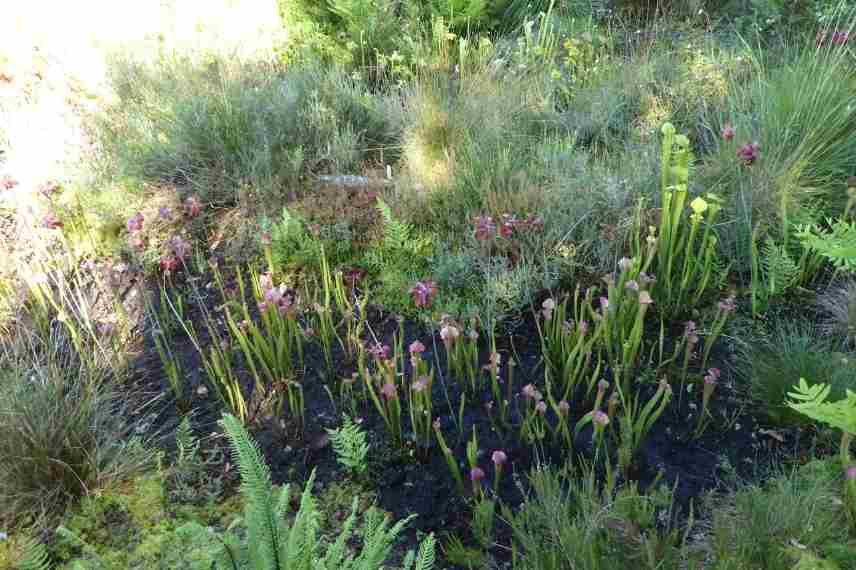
[51,470,243,568]
[315,479,377,535]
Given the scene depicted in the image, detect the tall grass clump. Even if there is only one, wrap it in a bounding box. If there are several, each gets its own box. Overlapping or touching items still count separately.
[0,324,153,525]
[706,459,856,569]
[737,320,856,426]
[700,28,856,266]
[506,464,691,569]
[818,279,856,348]
[88,52,402,205]
[399,62,555,234]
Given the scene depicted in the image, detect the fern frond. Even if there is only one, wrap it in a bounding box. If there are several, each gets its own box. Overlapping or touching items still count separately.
[275,483,292,522]
[797,219,856,273]
[761,238,798,295]
[17,538,50,570]
[415,533,437,570]
[327,415,369,475]
[353,509,417,568]
[787,379,856,435]
[316,497,360,570]
[282,469,320,570]
[175,416,198,464]
[220,414,280,569]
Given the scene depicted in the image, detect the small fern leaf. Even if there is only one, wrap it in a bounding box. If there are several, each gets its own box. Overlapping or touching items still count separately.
[17,538,50,570]
[761,238,798,295]
[416,533,437,570]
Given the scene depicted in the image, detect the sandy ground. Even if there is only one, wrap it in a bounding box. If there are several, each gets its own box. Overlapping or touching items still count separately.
[0,0,281,192]
[0,0,282,281]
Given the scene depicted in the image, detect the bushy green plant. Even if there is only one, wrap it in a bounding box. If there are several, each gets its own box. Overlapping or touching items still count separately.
[797,218,856,273]
[223,267,306,427]
[6,538,51,570]
[327,416,370,477]
[217,414,436,569]
[429,0,492,30]
[89,55,399,205]
[738,321,856,426]
[615,380,673,474]
[363,199,434,315]
[789,378,856,462]
[167,418,226,505]
[705,459,856,569]
[749,233,807,316]
[0,326,152,524]
[505,464,692,570]
[651,123,724,317]
[283,0,423,73]
[701,42,856,268]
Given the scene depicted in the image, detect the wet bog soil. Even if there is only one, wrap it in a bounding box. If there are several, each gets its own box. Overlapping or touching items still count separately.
[128,274,792,564]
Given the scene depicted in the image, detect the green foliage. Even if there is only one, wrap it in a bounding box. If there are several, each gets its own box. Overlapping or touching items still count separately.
[701,42,856,268]
[442,534,488,569]
[616,381,673,474]
[430,0,491,29]
[0,325,152,524]
[363,199,433,314]
[738,321,856,426]
[327,416,370,477]
[220,413,286,567]
[471,498,496,549]
[788,379,856,436]
[651,122,724,317]
[218,413,435,569]
[167,418,226,505]
[705,459,856,569]
[270,208,325,270]
[760,237,800,294]
[797,218,856,273]
[283,0,420,71]
[365,199,433,273]
[48,466,243,569]
[505,464,692,570]
[749,233,801,315]
[89,55,398,205]
[402,533,437,570]
[17,538,51,570]
[715,0,856,38]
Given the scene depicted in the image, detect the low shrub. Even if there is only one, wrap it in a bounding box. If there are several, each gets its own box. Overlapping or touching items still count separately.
[88,53,402,205]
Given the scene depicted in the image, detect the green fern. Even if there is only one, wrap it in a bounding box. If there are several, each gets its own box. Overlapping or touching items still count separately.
[787,378,856,436]
[221,413,282,568]
[751,233,801,316]
[362,199,434,313]
[217,413,435,570]
[402,533,436,570]
[269,207,329,270]
[761,237,799,296]
[797,219,856,273]
[327,416,369,476]
[16,538,51,570]
[175,417,197,464]
[364,199,432,272]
